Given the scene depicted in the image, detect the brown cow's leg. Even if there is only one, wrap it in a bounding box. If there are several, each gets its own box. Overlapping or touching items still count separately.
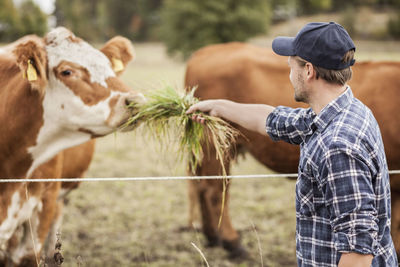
[197,179,223,247]
[38,182,62,264]
[6,182,45,266]
[187,180,200,229]
[13,154,64,266]
[43,200,64,261]
[192,145,247,258]
[12,219,41,267]
[218,184,244,254]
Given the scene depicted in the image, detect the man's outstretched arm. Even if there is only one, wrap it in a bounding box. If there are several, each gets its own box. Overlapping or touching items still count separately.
[186,99,275,136]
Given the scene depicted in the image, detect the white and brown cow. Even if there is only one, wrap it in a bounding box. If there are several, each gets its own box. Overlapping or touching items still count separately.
[0,27,143,266]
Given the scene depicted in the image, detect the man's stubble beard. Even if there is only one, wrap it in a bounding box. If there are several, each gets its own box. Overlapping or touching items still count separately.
[294,73,309,103]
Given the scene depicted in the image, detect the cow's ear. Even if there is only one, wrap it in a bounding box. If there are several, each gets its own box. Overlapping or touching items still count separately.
[100,36,135,76]
[13,38,48,95]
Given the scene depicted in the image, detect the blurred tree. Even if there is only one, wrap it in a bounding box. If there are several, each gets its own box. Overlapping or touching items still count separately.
[339,5,356,37]
[54,0,162,41]
[388,9,400,38]
[0,0,47,41]
[387,0,400,6]
[297,0,332,14]
[106,0,162,41]
[18,0,48,36]
[271,0,297,22]
[357,0,379,5]
[271,0,292,6]
[160,0,271,59]
[329,0,357,11]
[55,0,107,41]
[51,0,400,43]
[0,0,21,41]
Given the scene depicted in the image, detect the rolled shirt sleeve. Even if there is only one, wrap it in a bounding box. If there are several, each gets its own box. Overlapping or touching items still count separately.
[319,141,379,255]
[266,106,315,145]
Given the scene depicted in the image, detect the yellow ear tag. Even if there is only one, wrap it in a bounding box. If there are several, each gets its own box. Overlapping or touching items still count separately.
[27,60,37,81]
[112,58,124,72]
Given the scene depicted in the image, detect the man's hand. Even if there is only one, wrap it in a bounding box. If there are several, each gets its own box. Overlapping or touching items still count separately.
[186,99,223,124]
[338,252,373,267]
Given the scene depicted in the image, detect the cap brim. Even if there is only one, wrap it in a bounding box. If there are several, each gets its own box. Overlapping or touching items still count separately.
[272,37,296,56]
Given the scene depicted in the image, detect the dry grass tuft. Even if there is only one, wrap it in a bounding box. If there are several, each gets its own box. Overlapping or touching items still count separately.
[123,86,240,175]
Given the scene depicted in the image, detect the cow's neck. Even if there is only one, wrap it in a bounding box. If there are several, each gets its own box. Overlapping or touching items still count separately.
[0,58,43,178]
[27,124,91,178]
[25,77,95,178]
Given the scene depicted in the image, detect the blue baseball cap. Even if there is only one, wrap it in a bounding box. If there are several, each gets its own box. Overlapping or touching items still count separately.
[272,22,356,70]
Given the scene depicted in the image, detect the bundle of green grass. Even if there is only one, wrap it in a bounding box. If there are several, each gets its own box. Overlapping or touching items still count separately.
[123,86,240,175]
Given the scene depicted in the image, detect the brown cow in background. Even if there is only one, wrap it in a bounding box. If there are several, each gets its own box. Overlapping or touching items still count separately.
[185,42,400,258]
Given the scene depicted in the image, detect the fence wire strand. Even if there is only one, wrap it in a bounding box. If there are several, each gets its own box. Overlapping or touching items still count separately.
[0,170,399,183]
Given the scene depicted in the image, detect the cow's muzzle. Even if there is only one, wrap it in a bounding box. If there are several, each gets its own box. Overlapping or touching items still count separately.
[119,92,147,132]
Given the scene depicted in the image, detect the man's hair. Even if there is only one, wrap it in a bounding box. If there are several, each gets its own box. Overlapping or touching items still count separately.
[294,49,355,85]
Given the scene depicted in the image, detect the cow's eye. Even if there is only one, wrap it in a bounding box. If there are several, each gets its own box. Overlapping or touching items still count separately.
[61,70,72,76]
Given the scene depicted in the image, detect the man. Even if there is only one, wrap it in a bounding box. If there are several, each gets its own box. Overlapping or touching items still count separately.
[186,22,398,266]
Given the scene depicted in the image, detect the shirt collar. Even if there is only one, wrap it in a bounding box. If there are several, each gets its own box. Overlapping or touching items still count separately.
[312,86,353,131]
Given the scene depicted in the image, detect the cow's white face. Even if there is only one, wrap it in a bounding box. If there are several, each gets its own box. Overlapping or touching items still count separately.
[44,27,141,135]
[17,27,144,176]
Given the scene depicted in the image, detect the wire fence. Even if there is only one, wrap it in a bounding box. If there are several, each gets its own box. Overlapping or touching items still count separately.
[0,170,399,183]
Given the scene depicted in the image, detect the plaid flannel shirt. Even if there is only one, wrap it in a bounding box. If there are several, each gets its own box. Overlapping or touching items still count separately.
[266,88,398,266]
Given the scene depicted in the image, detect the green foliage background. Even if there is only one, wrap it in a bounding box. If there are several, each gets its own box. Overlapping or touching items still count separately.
[0,0,47,41]
[2,0,400,57]
[159,0,271,59]
[54,0,161,42]
[389,10,400,38]
[18,1,48,37]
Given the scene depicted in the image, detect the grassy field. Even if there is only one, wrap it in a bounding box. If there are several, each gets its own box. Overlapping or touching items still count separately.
[59,36,400,266]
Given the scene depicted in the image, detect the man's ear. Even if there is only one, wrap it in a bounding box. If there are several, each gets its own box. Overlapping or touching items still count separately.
[13,38,48,96]
[305,62,315,81]
[100,36,135,76]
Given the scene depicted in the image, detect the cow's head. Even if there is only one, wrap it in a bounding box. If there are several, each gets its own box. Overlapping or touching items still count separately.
[12,27,144,176]
[13,27,144,137]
